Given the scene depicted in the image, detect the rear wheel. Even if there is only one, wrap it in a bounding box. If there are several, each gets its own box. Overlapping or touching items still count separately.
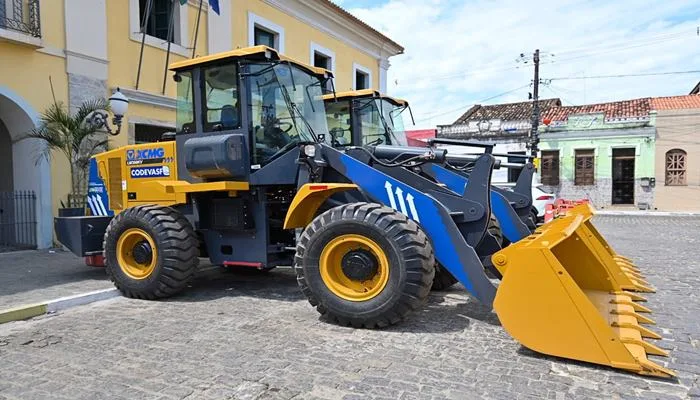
[432,213,503,291]
[103,205,199,299]
[295,203,435,328]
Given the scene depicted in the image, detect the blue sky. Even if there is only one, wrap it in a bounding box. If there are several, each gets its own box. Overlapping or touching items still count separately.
[334,0,700,128]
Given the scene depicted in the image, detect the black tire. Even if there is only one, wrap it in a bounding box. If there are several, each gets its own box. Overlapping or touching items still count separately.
[529,208,539,227]
[295,202,435,328]
[431,213,502,291]
[103,205,199,299]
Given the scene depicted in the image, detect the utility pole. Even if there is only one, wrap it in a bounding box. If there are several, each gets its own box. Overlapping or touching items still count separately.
[529,49,540,159]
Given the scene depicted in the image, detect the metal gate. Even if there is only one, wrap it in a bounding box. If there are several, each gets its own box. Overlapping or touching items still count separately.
[0,191,37,251]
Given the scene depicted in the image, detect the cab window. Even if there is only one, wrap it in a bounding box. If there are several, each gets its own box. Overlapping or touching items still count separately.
[325,101,352,146]
[202,64,240,132]
[175,71,194,133]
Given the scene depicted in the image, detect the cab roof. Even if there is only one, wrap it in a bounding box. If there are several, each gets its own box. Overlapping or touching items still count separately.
[169,45,333,79]
[322,89,408,107]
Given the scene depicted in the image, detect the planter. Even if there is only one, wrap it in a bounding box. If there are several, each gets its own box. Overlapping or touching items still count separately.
[58,207,85,217]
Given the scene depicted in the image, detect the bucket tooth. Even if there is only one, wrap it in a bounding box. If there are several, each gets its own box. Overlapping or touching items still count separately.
[610,298,652,313]
[618,291,647,302]
[637,359,676,378]
[612,308,655,325]
[621,338,669,357]
[611,321,662,339]
[621,268,644,279]
[614,255,635,264]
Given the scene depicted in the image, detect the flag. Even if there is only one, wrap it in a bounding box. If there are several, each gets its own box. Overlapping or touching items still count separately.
[179,0,219,15]
[208,0,220,15]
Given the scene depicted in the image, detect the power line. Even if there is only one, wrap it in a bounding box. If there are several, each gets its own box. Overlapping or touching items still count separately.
[396,28,698,87]
[542,84,575,105]
[546,70,700,81]
[416,84,531,122]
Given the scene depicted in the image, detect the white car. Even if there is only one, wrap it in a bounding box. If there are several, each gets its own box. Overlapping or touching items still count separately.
[493,182,556,223]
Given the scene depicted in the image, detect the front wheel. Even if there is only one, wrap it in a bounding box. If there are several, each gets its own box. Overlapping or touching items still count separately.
[103,205,199,299]
[295,203,435,328]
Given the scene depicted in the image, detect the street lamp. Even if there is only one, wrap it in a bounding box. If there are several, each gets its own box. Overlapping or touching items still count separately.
[85,88,129,136]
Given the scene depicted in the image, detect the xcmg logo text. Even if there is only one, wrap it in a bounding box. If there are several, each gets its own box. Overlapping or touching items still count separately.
[126,148,165,160]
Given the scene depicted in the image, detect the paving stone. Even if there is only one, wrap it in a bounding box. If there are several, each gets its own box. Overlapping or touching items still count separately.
[0,216,697,399]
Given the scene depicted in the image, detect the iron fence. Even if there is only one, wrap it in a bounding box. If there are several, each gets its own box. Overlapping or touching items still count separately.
[0,191,37,251]
[0,0,41,38]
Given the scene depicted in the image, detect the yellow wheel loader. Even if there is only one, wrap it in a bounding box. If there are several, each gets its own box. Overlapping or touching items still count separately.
[53,46,673,378]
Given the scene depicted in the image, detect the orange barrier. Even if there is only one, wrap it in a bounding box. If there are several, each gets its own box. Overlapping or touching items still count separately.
[544,198,591,223]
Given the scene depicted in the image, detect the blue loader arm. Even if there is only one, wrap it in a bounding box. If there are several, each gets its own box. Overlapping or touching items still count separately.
[425,164,531,243]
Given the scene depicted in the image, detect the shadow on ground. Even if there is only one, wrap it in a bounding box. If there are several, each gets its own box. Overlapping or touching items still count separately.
[174,265,499,334]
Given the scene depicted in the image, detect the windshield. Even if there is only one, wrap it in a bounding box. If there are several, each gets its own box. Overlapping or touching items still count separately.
[358,98,408,146]
[246,62,329,165]
[381,99,408,146]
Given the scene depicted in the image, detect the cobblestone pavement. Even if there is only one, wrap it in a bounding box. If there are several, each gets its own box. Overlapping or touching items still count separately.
[0,250,112,310]
[0,216,698,400]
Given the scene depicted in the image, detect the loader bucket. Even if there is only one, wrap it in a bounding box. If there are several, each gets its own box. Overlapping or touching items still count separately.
[491,212,675,378]
[566,204,648,285]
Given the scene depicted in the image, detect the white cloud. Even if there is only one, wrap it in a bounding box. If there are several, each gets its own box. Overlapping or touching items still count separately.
[344,0,700,128]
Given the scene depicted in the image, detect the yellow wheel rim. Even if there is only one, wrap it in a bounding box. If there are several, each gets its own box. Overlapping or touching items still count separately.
[319,234,389,302]
[116,228,157,280]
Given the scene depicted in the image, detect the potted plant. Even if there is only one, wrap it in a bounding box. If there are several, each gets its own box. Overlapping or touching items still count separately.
[25,99,111,216]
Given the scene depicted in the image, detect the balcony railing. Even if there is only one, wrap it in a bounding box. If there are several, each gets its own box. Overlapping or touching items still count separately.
[0,0,41,38]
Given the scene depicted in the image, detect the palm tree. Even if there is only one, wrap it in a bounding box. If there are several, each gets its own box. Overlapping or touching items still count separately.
[25,99,110,207]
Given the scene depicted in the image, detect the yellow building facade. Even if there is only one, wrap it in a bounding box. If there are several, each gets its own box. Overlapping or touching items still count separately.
[0,0,403,248]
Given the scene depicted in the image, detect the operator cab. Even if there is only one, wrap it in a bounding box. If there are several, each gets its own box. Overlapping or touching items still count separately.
[322,89,411,148]
[170,45,333,183]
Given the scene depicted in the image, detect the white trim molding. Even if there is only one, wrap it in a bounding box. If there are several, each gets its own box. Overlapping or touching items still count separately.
[118,87,176,110]
[129,0,190,57]
[353,63,372,90]
[379,58,390,93]
[0,27,43,48]
[247,12,285,53]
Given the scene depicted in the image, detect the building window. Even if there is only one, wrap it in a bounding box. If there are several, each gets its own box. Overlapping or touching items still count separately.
[540,150,559,186]
[574,149,595,186]
[139,0,179,43]
[353,63,372,90]
[665,149,687,186]
[248,12,285,53]
[254,27,276,48]
[310,43,335,93]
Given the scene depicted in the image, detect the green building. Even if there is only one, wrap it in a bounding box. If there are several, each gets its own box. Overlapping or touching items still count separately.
[538,98,656,209]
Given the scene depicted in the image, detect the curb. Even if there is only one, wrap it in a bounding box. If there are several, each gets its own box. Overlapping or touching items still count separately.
[0,288,120,324]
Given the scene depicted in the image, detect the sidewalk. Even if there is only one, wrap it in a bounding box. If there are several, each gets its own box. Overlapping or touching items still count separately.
[0,249,113,311]
[595,209,700,216]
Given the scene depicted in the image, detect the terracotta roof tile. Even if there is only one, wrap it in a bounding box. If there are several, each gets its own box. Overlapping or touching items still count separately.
[452,98,561,124]
[542,98,651,122]
[651,95,700,110]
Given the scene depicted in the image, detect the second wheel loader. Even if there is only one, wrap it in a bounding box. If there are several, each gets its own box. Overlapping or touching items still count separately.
[54,46,672,378]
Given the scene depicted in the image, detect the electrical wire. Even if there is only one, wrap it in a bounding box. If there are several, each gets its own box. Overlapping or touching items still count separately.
[547,70,700,81]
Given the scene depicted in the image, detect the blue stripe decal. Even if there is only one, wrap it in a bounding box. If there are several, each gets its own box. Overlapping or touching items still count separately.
[87,158,113,217]
[428,164,527,243]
